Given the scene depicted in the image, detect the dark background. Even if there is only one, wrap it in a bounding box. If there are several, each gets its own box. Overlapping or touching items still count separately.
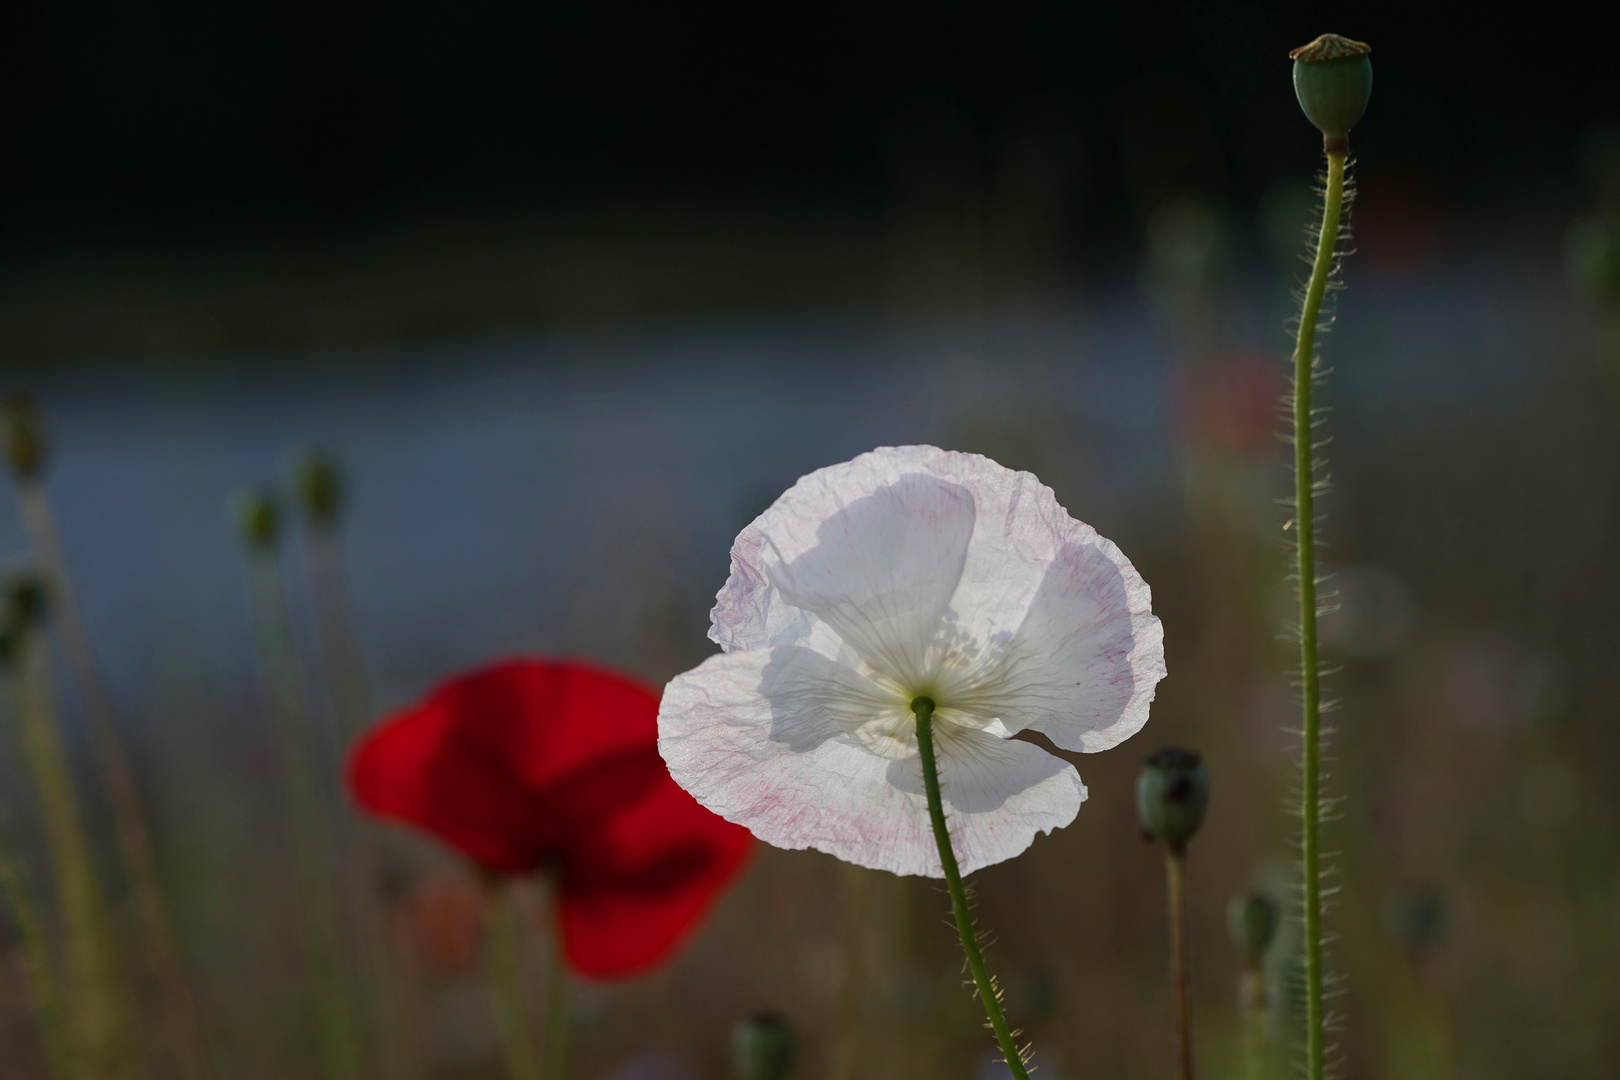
[1,2,1614,359]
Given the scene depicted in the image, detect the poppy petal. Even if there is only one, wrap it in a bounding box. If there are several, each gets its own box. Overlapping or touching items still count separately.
[559,762,753,979]
[348,659,673,873]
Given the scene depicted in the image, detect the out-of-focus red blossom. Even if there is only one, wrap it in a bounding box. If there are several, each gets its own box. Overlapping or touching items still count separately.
[348,659,752,979]
[393,873,485,980]
[1175,348,1285,455]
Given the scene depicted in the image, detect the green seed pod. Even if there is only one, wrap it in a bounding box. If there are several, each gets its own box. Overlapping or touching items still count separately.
[3,569,48,632]
[1,392,49,481]
[289,445,346,528]
[732,1012,795,1080]
[1136,747,1209,851]
[1289,34,1372,152]
[230,488,282,551]
[1227,890,1280,965]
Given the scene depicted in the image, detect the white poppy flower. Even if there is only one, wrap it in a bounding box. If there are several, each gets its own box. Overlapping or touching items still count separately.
[658,445,1165,877]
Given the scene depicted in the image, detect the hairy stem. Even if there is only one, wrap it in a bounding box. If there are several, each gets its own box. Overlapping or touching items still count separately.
[1293,148,1346,1080]
[1166,849,1193,1080]
[912,696,1031,1080]
[485,885,542,1080]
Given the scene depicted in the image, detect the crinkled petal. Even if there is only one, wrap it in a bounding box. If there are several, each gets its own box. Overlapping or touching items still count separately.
[711,445,1163,753]
[658,648,1084,877]
[716,468,977,685]
[951,535,1165,752]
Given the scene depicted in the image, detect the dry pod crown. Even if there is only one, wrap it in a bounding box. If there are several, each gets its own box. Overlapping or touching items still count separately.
[1290,34,1372,151]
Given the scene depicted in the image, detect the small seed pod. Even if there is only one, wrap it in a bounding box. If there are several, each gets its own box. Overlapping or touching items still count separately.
[1,392,49,481]
[230,488,282,551]
[1289,34,1372,153]
[3,569,48,632]
[290,445,346,528]
[732,1011,795,1080]
[1227,890,1280,966]
[1136,747,1210,851]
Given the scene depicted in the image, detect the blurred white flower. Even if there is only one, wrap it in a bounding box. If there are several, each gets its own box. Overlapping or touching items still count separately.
[658,446,1165,877]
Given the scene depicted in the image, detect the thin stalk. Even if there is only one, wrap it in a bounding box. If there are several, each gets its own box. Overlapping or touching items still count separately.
[1239,963,1268,1080]
[1291,149,1347,1080]
[13,623,138,1080]
[15,480,212,1080]
[301,521,412,1080]
[541,907,568,1080]
[485,884,543,1080]
[0,806,73,1078]
[1165,849,1193,1080]
[304,526,373,740]
[912,696,1031,1080]
[245,553,364,1080]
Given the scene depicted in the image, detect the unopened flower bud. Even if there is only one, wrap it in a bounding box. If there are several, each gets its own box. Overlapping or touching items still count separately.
[1137,747,1209,850]
[230,488,282,551]
[1227,890,1279,965]
[2,392,49,481]
[290,445,346,528]
[1289,34,1372,152]
[3,569,48,632]
[733,1011,795,1080]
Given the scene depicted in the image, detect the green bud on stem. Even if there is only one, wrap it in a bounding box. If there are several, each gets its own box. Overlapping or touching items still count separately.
[230,488,282,551]
[1290,34,1372,153]
[1227,890,1280,966]
[289,445,346,528]
[3,569,48,633]
[1,392,49,481]
[733,1012,795,1080]
[1136,747,1210,852]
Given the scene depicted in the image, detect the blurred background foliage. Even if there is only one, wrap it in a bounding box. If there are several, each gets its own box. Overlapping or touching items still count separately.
[1,2,1619,1079]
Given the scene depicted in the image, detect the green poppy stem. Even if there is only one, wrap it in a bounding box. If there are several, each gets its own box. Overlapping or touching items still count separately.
[542,910,568,1080]
[12,623,137,1080]
[15,479,213,1080]
[1239,963,1269,1080]
[1292,148,1347,1080]
[245,552,364,1080]
[0,808,72,1078]
[1165,849,1193,1080]
[912,696,1031,1080]
[485,885,543,1080]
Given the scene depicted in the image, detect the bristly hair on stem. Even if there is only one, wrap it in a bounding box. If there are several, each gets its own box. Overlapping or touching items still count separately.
[912,696,1034,1080]
[1287,148,1354,1080]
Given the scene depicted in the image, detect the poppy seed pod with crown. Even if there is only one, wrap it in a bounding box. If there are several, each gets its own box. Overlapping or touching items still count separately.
[230,488,282,551]
[1290,34,1372,152]
[1,392,48,481]
[733,1012,795,1080]
[1137,747,1209,851]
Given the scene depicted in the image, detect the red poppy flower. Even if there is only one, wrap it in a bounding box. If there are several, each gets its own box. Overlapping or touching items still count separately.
[348,659,752,979]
